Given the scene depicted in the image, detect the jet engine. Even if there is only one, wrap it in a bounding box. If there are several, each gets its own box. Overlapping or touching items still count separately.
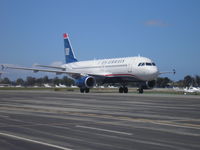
[142,80,156,89]
[76,76,96,88]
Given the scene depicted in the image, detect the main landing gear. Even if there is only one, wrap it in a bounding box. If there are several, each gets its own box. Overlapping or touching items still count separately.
[119,86,128,93]
[80,88,90,93]
[118,86,144,94]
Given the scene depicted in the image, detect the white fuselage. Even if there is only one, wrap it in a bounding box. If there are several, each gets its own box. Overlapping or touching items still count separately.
[62,56,159,81]
[184,87,200,93]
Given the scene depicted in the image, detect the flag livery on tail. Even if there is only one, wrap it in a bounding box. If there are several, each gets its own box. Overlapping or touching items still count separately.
[63,33,78,63]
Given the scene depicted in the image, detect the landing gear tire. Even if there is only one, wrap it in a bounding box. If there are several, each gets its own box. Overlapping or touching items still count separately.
[80,88,85,93]
[85,88,90,93]
[124,87,128,93]
[138,88,143,94]
[80,88,90,93]
[119,87,124,93]
[119,87,128,93]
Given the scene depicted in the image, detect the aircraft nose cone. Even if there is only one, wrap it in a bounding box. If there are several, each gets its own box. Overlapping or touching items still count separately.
[149,67,159,78]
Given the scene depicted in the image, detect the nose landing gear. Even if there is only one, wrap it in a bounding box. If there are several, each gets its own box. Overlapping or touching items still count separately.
[137,87,144,94]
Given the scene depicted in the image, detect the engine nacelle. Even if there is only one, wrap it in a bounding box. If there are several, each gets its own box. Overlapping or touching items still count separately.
[141,80,156,89]
[75,76,96,88]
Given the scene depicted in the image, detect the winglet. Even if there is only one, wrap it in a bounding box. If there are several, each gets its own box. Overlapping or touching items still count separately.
[1,65,6,70]
[173,69,176,75]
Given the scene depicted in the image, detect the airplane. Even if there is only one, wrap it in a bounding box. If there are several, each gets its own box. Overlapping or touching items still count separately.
[43,83,52,88]
[55,84,67,88]
[184,87,200,94]
[173,86,200,94]
[1,33,175,93]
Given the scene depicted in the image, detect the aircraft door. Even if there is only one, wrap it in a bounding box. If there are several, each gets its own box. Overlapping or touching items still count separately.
[128,59,133,73]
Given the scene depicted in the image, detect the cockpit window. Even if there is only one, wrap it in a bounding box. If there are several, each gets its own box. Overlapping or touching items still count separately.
[138,63,144,66]
[141,63,145,66]
[146,63,152,66]
[138,62,145,66]
[138,62,156,67]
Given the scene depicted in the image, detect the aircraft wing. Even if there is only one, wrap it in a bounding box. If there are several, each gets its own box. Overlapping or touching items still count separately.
[1,64,109,79]
[159,69,176,75]
[2,64,80,76]
[34,64,66,70]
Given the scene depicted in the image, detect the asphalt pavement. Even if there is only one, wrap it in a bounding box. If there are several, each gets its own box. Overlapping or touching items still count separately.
[0,90,200,150]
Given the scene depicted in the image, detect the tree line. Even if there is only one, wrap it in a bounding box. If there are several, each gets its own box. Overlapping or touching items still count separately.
[156,75,200,88]
[175,75,200,87]
[0,75,200,87]
[0,76,74,87]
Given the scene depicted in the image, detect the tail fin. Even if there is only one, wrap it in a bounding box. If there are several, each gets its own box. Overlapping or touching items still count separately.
[63,33,78,63]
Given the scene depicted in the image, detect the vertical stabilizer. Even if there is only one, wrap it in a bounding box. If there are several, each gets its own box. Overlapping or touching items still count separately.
[63,33,78,63]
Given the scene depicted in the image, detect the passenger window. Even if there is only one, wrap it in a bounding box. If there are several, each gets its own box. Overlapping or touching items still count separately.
[152,63,156,66]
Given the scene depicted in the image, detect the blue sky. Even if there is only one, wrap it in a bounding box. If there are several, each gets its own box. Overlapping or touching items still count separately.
[1,0,200,81]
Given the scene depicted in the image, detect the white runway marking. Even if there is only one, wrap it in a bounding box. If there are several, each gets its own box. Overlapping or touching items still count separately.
[76,125,132,136]
[0,115,9,118]
[0,132,72,150]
